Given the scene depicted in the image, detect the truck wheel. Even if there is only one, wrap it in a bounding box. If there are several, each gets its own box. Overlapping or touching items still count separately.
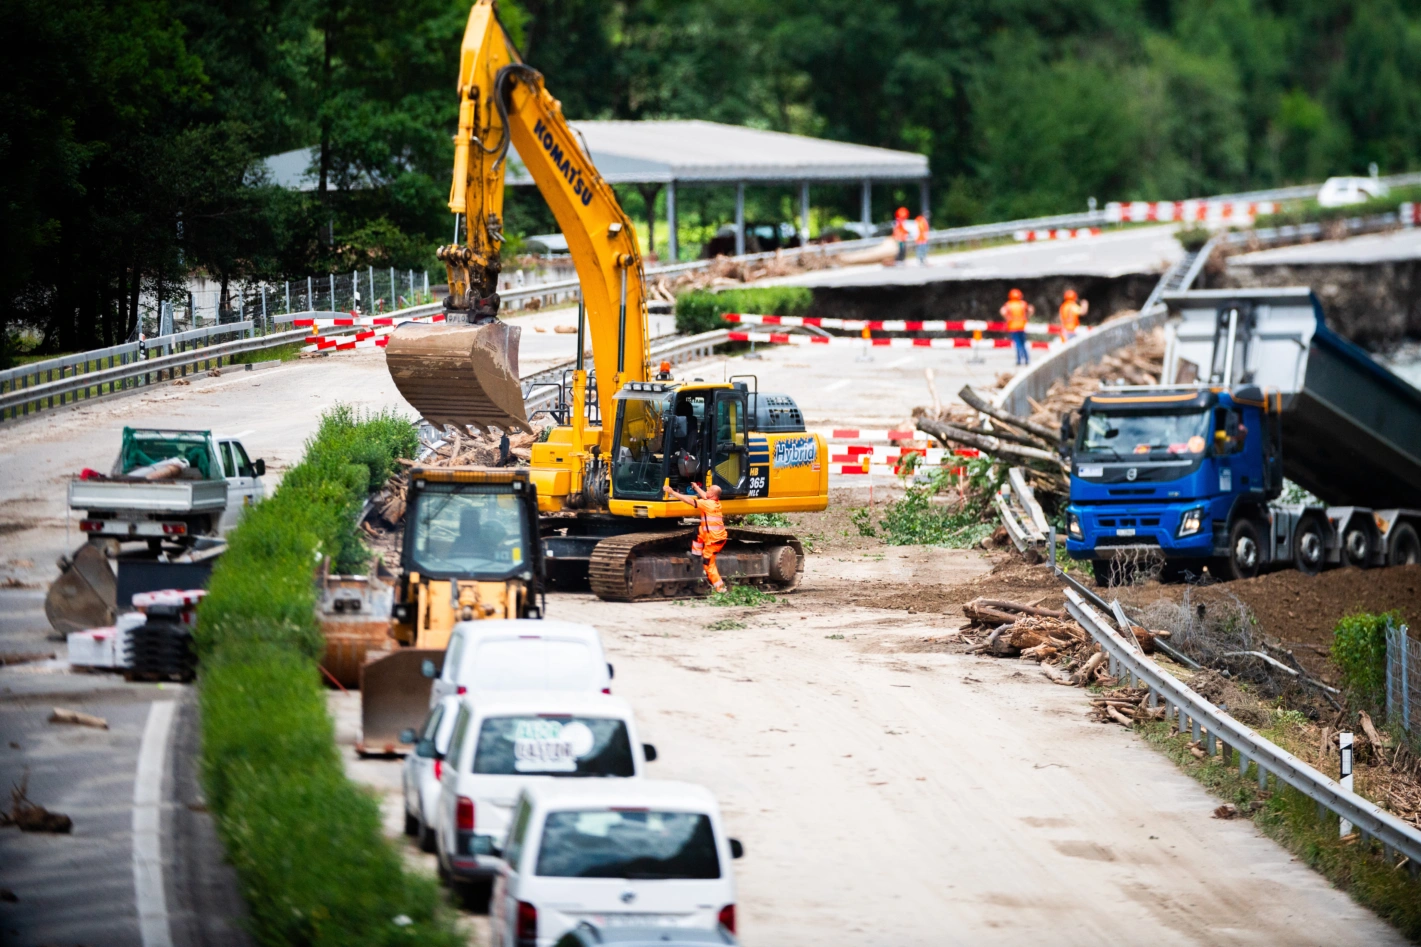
[1389,523,1420,566]
[1342,523,1372,569]
[1090,560,1112,587]
[1214,519,1261,581]
[1294,517,1325,576]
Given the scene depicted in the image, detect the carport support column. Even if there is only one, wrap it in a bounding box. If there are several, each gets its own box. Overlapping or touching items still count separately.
[666,180,678,263]
[800,181,811,243]
[735,182,746,256]
[860,179,872,231]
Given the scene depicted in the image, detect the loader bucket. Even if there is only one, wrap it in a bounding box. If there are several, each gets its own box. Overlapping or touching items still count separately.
[358,648,442,755]
[385,321,529,433]
[45,543,117,634]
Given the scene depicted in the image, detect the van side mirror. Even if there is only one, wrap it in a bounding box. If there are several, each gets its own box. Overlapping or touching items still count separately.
[421,659,437,679]
[399,728,417,744]
[253,458,266,476]
[606,662,614,680]
[729,838,744,859]
[642,743,657,763]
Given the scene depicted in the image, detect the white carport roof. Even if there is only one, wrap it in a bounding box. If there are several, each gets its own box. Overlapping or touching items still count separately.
[507,119,929,186]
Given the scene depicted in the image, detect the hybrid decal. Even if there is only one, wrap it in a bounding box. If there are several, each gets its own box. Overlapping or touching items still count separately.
[533,118,593,207]
[773,436,817,470]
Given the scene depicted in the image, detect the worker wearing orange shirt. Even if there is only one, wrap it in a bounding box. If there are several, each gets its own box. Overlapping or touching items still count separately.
[1000,288,1034,365]
[914,212,930,265]
[892,207,910,265]
[1058,289,1088,340]
[663,481,729,593]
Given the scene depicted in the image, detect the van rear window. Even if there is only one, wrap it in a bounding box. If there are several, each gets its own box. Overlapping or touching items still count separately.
[535,810,720,879]
[473,716,634,777]
[471,640,597,690]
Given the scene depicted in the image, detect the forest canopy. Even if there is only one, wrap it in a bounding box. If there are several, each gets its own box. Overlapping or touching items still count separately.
[4,0,1419,357]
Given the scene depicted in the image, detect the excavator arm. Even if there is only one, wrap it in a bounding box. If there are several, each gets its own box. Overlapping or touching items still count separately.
[390,0,649,446]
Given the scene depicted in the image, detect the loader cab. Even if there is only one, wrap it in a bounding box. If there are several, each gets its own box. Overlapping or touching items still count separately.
[609,382,750,501]
[399,468,544,588]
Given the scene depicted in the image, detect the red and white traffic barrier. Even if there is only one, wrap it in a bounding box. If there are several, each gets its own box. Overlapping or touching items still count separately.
[1104,200,1278,224]
[1400,202,1420,226]
[834,447,982,476]
[300,327,396,353]
[812,427,918,442]
[724,313,1076,336]
[293,312,447,331]
[727,330,1051,351]
[1013,228,1100,242]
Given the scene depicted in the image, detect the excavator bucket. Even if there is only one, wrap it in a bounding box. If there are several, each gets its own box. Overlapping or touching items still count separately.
[45,543,117,634]
[385,321,529,433]
[357,648,443,755]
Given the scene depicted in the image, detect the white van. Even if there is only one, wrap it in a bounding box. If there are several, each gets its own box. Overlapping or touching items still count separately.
[436,692,656,887]
[430,620,613,705]
[490,780,743,947]
[401,694,462,851]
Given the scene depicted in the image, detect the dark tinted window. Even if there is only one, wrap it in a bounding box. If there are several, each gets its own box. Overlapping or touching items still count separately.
[473,716,635,777]
[535,810,721,879]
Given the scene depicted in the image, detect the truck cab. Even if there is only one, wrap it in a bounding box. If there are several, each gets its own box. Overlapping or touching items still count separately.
[1065,387,1280,583]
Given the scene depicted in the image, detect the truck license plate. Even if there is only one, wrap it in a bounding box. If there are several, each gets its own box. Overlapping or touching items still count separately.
[1116,528,1136,537]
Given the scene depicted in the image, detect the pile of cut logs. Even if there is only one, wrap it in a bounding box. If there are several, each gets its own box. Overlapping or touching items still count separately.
[374,427,539,525]
[960,597,1169,692]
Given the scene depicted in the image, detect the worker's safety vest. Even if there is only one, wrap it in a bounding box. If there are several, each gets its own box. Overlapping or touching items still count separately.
[695,498,728,543]
[1059,301,1081,332]
[892,219,909,242]
[914,217,929,244]
[1004,299,1028,332]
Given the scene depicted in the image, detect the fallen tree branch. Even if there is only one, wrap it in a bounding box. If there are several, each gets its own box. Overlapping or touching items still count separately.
[916,418,1066,470]
[958,385,1062,445]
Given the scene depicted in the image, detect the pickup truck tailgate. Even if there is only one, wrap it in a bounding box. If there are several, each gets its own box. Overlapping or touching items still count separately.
[68,478,228,514]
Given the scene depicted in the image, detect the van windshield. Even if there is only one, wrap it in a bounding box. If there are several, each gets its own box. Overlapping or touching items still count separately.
[473,716,634,777]
[535,810,721,879]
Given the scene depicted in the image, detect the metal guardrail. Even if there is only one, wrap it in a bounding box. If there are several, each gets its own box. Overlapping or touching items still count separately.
[0,326,309,418]
[1063,585,1421,873]
[0,322,255,391]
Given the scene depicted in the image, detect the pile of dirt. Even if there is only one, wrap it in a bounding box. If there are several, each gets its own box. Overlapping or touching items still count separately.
[1115,565,1421,679]
[651,247,844,299]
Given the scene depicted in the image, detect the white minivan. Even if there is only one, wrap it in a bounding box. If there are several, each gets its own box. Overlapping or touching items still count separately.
[490,780,743,947]
[429,620,613,705]
[436,692,656,886]
[401,694,462,851]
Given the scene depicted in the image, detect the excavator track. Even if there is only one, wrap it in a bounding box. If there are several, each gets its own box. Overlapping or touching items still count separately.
[587,525,806,602]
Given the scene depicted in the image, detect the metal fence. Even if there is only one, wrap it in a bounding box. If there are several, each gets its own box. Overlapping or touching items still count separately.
[1388,621,1419,736]
[1062,577,1421,875]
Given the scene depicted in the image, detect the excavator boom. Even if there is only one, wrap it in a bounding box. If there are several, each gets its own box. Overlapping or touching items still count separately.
[388,1,648,441]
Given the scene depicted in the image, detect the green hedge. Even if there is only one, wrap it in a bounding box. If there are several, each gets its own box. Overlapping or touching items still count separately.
[196,407,463,947]
[675,286,813,335]
[1330,611,1398,717]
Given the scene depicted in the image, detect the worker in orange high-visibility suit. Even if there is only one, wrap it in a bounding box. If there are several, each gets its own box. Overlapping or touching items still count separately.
[892,206,910,265]
[914,213,930,265]
[1000,288,1035,365]
[664,481,729,592]
[1058,289,1088,341]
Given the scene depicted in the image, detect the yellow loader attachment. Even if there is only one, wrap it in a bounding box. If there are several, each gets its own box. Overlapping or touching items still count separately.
[358,648,441,755]
[45,543,117,634]
[385,321,528,433]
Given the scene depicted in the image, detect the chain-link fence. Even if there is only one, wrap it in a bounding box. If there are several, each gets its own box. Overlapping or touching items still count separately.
[1387,620,1419,735]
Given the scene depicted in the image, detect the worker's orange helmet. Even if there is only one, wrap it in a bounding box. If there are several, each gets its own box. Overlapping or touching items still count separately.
[1009,288,1023,300]
[1064,289,1077,301]
[896,206,909,219]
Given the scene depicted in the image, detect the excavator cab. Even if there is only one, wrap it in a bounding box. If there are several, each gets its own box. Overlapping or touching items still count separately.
[357,466,544,755]
[609,383,750,500]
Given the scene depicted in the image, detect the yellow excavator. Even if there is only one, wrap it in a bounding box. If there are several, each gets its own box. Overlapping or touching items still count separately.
[386,0,829,601]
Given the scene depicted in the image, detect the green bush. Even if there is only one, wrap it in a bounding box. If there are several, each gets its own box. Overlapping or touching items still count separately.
[1330,611,1397,715]
[674,286,812,335]
[853,458,1004,547]
[196,406,459,947]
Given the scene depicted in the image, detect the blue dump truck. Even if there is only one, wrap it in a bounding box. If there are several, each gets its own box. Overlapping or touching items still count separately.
[1065,288,1421,584]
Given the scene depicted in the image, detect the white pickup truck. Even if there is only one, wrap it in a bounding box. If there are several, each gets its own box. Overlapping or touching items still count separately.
[71,427,266,545]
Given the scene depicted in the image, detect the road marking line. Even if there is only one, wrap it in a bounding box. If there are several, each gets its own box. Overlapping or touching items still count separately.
[825,379,851,391]
[885,355,914,368]
[133,700,176,947]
